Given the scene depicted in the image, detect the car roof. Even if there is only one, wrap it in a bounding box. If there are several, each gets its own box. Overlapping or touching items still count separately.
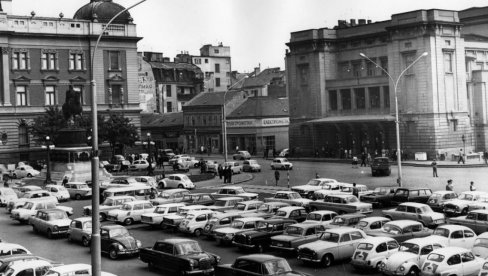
[336,213,366,218]
[18,185,41,189]
[124,200,152,205]
[66,182,87,185]
[469,209,488,214]
[396,187,431,191]
[106,195,136,200]
[477,232,488,239]
[436,224,472,231]
[158,238,196,245]
[263,202,290,207]
[181,205,208,209]
[262,218,296,224]
[156,203,186,207]
[313,178,337,182]
[101,225,126,230]
[237,254,284,263]
[431,247,469,256]
[187,210,214,215]
[328,194,355,198]
[237,200,263,205]
[360,216,390,223]
[47,264,91,273]
[398,202,429,208]
[161,189,189,194]
[211,212,242,219]
[220,186,243,190]
[361,236,396,245]
[235,217,264,222]
[277,206,305,211]
[404,237,442,246]
[288,223,317,229]
[309,210,337,215]
[39,208,65,214]
[0,243,28,250]
[216,196,244,201]
[326,227,362,234]
[73,217,92,222]
[275,191,297,194]
[432,191,456,195]
[9,259,51,269]
[168,174,188,177]
[386,220,422,227]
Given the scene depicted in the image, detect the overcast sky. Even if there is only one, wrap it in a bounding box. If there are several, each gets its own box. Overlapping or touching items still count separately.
[11,0,488,72]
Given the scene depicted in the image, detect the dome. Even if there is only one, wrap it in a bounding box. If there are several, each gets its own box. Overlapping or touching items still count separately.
[73,0,132,24]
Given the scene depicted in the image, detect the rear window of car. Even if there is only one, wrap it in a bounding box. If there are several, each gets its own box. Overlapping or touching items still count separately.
[427,253,445,262]
[357,243,374,250]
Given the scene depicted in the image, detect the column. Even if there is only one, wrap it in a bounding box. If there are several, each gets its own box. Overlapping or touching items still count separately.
[351,89,356,111]
[2,47,10,106]
[365,87,370,110]
[379,86,385,109]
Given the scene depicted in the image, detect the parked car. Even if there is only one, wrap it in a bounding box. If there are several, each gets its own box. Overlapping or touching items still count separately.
[241,202,290,219]
[101,176,146,189]
[0,243,31,256]
[0,255,61,274]
[29,209,72,239]
[106,200,155,225]
[472,232,488,258]
[63,182,92,200]
[264,191,313,209]
[325,213,366,229]
[223,161,242,174]
[233,150,251,160]
[178,210,216,236]
[428,224,477,250]
[232,218,297,253]
[168,155,190,166]
[479,261,488,276]
[204,160,219,173]
[291,178,339,199]
[350,237,399,270]
[242,160,261,172]
[129,159,155,171]
[83,195,136,221]
[7,191,59,213]
[157,174,195,189]
[44,264,117,276]
[272,206,308,223]
[360,187,397,207]
[0,187,17,207]
[279,148,289,157]
[11,185,42,198]
[227,200,264,215]
[100,225,141,259]
[270,223,325,253]
[202,212,242,238]
[354,216,391,232]
[312,189,347,201]
[427,191,459,212]
[211,186,258,200]
[67,217,92,247]
[159,149,175,162]
[213,217,265,245]
[297,227,368,267]
[141,203,186,228]
[443,191,488,216]
[378,238,445,276]
[302,210,338,227]
[11,199,73,223]
[391,188,433,205]
[44,185,70,202]
[420,247,483,276]
[161,205,210,230]
[448,209,488,234]
[383,202,446,228]
[139,239,220,275]
[371,157,391,176]
[133,176,157,189]
[150,189,190,206]
[180,193,215,206]
[270,158,293,170]
[12,165,40,179]
[215,254,308,276]
[367,220,432,242]
[340,183,370,197]
[208,197,244,212]
[1,260,52,276]
[309,194,373,215]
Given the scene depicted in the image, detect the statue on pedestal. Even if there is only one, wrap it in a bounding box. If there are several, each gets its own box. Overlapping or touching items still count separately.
[62,86,83,127]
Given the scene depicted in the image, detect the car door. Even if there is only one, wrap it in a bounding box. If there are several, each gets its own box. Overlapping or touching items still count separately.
[152,242,177,272]
[404,206,417,220]
[461,252,478,276]
[143,203,155,215]
[419,244,435,264]
[449,230,466,248]
[70,220,82,242]
[463,230,476,249]
[131,203,143,221]
[475,213,488,234]
[386,240,400,257]
[338,233,355,260]
[100,229,111,253]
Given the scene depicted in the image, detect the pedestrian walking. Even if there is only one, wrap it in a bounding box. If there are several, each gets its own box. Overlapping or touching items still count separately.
[315,173,319,179]
[62,176,69,186]
[218,164,223,180]
[147,163,154,176]
[457,148,465,164]
[484,150,488,165]
[352,156,358,168]
[228,166,233,184]
[431,159,438,177]
[446,179,454,191]
[470,181,476,191]
[274,170,280,186]
[352,183,359,198]
[360,152,367,167]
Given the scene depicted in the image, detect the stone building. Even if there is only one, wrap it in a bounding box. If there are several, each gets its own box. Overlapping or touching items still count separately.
[286,7,488,160]
[192,43,232,92]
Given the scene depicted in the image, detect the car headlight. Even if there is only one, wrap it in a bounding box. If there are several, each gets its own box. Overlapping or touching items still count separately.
[215,255,221,263]
[226,233,234,239]
[379,262,386,268]
[136,240,142,247]
[189,259,198,268]
[53,226,58,231]
[117,244,124,250]
[398,266,405,272]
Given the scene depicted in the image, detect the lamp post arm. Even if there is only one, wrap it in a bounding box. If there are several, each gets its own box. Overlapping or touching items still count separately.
[394,53,428,93]
[360,55,395,85]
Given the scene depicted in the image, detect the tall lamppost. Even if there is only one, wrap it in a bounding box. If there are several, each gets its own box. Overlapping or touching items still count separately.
[41,136,55,184]
[144,132,155,162]
[360,51,428,187]
[89,1,146,276]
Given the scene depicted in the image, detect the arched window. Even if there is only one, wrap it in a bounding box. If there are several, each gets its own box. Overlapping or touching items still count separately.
[18,121,29,147]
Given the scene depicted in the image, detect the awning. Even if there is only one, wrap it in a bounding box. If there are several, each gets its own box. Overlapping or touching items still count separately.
[308,114,395,124]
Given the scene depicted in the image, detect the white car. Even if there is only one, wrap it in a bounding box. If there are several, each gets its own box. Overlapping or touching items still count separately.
[350,237,400,270]
[45,185,70,202]
[7,190,58,213]
[12,185,42,198]
[0,243,31,256]
[158,174,195,189]
[354,216,391,232]
[129,160,155,171]
[213,217,265,245]
[421,247,483,276]
[12,165,40,179]
[2,260,52,276]
[223,162,242,174]
[11,199,74,223]
[302,210,338,226]
[0,187,17,206]
[44,263,117,276]
[168,154,189,165]
[473,232,488,259]
[141,203,186,228]
[106,200,155,225]
[430,224,477,249]
[242,160,261,172]
[232,150,251,160]
[480,261,488,276]
[211,186,258,200]
[291,178,339,198]
[270,158,293,170]
[178,209,215,236]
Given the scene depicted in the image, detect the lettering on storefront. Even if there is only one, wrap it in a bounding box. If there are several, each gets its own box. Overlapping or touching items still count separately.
[226,118,289,128]
[226,120,255,127]
[262,118,289,126]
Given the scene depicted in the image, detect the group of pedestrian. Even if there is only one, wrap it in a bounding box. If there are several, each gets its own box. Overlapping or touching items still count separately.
[445,179,476,192]
[218,165,233,184]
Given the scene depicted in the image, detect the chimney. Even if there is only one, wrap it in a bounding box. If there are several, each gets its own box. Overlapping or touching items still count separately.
[254,64,261,76]
[163,57,170,62]
[358,19,366,25]
[350,19,356,26]
[367,19,372,24]
[143,52,153,62]
[337,20,348,29]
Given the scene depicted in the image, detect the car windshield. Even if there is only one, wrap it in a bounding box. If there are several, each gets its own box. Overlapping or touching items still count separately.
[357,243,374,251]
[306,180,321,186]
[155,207,167,214]
[357,221,369,228]
[262,259,292,275]
[399,242,420,254]
[426,253,445,262]
[256,221,273,231]
[47,211,67,220]
[284,226,304,236]
[475,238,488,248]
[231,220,245,229]
[235,204,246,211]
[181,175,190,181]
[175,241,202,255]
[433,228,449,238]
[102,198,114,205]
[319,232,340,243]
[121,204,132,211]
[214,201,227,207]
[330,217,346,225]
[108,227,129,237]
[430,193,443,200]
[346,196,359,203]
[288,193,301,199]
[275,211,287,217]
[159,193,171,199]
[306,213,322,221]
[22,202,34,209]
[373,188,388,195]
[382,224,402,234]
[459,193,475,201]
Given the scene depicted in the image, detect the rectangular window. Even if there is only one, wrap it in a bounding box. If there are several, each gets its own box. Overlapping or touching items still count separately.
[205,59,208,63]
[69,53,84,70]
[352,61,362,77]
[450,119,458,132]
[366,60,375,76]
[41,53,57,70]
[214,49,219,54]
[383,86,390,107]
[194,58,201,64]
[45,85,55,106]
[403,53,415,75]
[380,57,388,75]
[166,102,173,112]
[111,85,122,104]
[72,85,84,104]
[329,90,338,110]
[109,51,120,70]
[355,88,365,109]
[16,86,27,106]
[369,87,380,108]
[12,51,29,70]
[444,52,453,73]
[340,89,351,110]
[215,78,221,87]
[215,63,220,73]
[166,85,172,97]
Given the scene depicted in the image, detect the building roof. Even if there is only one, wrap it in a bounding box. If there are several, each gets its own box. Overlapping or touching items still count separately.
[148,61,203,72]
[242,68,284,88]
[227,97,289,119]
[141,112,183,128]
[184,91,245,107]
[74,0,132,24]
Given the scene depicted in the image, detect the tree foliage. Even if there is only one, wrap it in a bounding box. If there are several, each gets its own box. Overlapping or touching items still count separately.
[29,106,66,145]
[100,112,139,157]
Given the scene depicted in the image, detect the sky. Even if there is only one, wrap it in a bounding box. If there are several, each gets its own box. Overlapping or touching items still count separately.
[10,0,488,72]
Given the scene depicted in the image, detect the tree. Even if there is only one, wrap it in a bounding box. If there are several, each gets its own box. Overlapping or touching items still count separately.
[100,112,139,158]
[29,106,66,145]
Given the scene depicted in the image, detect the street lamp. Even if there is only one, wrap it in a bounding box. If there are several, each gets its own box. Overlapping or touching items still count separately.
[89,1,146,276]
[143,132,155,163]
[360,51,428,187]
[41,136,55,184]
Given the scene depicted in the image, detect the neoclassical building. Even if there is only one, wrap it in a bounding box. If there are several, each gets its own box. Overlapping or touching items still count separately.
[0,0,142,163]
[286,7,488,159]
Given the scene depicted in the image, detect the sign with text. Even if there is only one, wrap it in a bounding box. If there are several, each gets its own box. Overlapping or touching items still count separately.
[226,118,289,128]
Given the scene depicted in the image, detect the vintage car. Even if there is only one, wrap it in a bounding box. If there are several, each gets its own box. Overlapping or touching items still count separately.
[211,186,258,201]
[44,264,116,276]
[83,195,136,221]
[270,223,325,252]
[249,202,290,218]
[297,227,368,267]
[325,213,366,229]
[129,159,156,171]
[66,217,92,247]
[101,176,146,189]
[203,160,219,173]
[443,191,488,216]
[178,210,216,236]
[7,190,57,213]
[420,247,483,276]
[448,209,488,234]
[161,205,210,230]
[270,158,293,170]
[44,185,70,202]
[63,182,92,200]
[215,254,308,276]
[29,209,72,239]
[11,199,73,223]
[360,187,397,207]
[106,200,155,225]
[141,203,186,228]
[180,193,216,206]
[223,161,243,174]
[157,174,195,189]
[367,220,432,242]
[207,197,244,212]
[227,200,264,215]
[100,225,142,259]
[0,255,61,274]
[426,191,459,212]
[150,189,190,206]
[429,224,477,249]
[378,237,445,276]
[2,260,52,276]
[308,194,373,214]
[213,217,265,245]
[354,216,391,232]
[350,237,399,270]
[291,178,339,199]
[479,261,488,276]
[0,187,17,207]
[391,188,433,205]
[140,238,220,275]
[272,206,308,223]
[11,185,42,198]
[233,150,251,160]
[472,232,488,258]
[371,157,391,176]
[0,243,31,256]
[302,210,337,226]
[383,202,446,228]
[232,218,297,253]
[12,165,40,179]
[340,183,370,197]
[133,176,158,189]
[264,191,312,209]
[311,189,347,201]
[242,160,262,172]
[202,212,242,238]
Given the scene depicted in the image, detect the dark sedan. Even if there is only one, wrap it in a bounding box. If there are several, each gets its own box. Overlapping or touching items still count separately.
[215,254,309,276]
[232,219,296,253]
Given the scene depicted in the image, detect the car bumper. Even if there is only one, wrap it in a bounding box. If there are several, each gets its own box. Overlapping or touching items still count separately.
[350,259,374,269]
[297,255,321,263]
[183,268,215,275]
[232,241,256,249]
[380,268,407,276]
[117,248,139,256]
[269,245,296,252]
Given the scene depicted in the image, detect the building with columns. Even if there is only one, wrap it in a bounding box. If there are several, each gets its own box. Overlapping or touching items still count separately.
[286,7,488,160]
[0,0,142,163]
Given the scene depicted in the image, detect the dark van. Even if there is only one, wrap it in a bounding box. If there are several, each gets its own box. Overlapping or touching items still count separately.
[391,188,433,205]
[371,157,391,176]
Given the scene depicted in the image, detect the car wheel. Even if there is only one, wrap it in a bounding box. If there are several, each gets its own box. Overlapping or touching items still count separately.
[12,173,17,179]
[160,222,167,230]
[100,213,107,222]
[321,254,334,267]
[178,184,184,189]
[257,244,265,253]
[407,267,419,276]
[75,194,82,200]
[124,218,134,226]
[82,237,90,247]
[47,229,54,239]
[27,173,33,177]
[158,182,166,189]
[194,228,202,237]
[109,248,118,260]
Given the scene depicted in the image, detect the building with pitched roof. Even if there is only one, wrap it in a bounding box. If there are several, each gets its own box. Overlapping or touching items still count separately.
[192,43,232,93]
[140,112,184,152]
[240,67,286,98]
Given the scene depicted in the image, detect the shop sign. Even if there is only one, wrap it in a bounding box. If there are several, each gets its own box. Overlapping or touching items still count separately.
[226,119,255,127]
[262,118,289,127]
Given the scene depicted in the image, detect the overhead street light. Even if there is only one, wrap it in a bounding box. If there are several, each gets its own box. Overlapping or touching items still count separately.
[41,135,55,184]
[359,51,428,187]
